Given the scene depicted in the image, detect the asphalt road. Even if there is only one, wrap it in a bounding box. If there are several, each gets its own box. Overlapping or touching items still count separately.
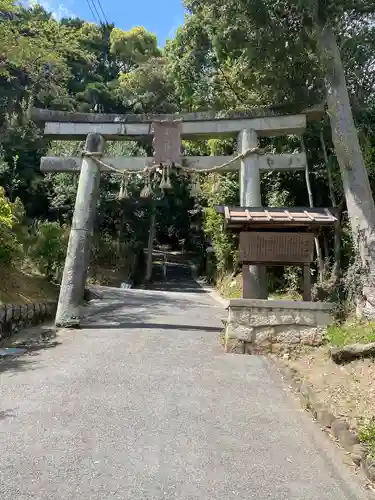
[0,272,371,499]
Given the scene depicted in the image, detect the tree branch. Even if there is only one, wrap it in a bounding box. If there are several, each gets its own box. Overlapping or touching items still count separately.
[216,65,247,106]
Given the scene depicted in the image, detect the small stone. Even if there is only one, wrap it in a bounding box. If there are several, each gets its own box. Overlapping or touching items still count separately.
[292,378,302,391]
[294,312,316,326]
[316,409,335,428]
[225,338,245,354]
[362,456,375,482]
[0,305,6,322]
[271,343,283,355]
[231,324,254,342]
[339,429,359,452]
[310,401,324,420]
[255,327,274,343]
[252,343,272,354]
[27,305,34,319]
[330,343,375,364]
[273,326,301,345]
[351,444,367,465]
[331,419,349,439]
[311,329,324,346]
[279,314,295,324]
[21,305,28,319]
[300,381,315,403]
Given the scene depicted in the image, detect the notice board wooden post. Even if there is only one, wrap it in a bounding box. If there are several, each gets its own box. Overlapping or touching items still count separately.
[303,264,312,301]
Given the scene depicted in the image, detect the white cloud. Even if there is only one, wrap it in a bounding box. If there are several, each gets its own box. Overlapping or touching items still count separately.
[23,0,76,20]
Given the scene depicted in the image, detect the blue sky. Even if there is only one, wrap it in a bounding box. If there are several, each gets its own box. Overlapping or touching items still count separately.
[32,0,186,46]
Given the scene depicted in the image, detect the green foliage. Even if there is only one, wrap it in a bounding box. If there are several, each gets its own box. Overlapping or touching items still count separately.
[110,26,160,72]
[0,186,23,264]
[189,138,240,276]
[358,419,375,460]
[203,206,237,273]
[326,320,375,347]
[118,57,178,113]
[216,273,243,299]
[91,233,119,267]
[179,0,375,110]
[0,186,13,228]
[28,221,69,280]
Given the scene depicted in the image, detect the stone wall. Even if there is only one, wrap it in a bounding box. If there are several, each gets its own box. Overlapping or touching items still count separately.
[0,301,57,343]
[224,299,333,355]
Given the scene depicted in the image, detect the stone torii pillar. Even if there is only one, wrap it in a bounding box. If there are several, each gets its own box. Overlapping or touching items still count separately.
[55,133,105,328]
[238,129,267,299]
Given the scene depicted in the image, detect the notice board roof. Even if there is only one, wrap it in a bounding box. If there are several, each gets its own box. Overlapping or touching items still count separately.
[216,206,337,231]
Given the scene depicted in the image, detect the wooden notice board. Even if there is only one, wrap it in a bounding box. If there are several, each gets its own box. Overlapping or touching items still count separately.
[240,232,315,264]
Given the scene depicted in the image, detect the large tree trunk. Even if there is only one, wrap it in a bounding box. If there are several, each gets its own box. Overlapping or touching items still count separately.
[332,197,346,284]
[319,127,337,207]
[318,24,375,316]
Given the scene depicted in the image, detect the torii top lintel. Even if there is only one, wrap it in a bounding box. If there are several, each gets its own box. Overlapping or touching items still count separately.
[31,106,324,141]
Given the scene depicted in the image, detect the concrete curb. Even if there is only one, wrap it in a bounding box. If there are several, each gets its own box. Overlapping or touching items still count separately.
[188,262,229,308]
[273,358,375,483]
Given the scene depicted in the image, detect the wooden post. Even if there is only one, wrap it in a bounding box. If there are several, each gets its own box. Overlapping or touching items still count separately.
[55,133,105,328]
[163,253,167,280]
[145,208,156,282]
[238,129,267,299]
[301,137,324,283]
[303,264,312,301]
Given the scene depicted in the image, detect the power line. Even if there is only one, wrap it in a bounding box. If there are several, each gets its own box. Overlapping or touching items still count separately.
[95,0,109,25]
[88,0,104,25]
[84,0,100,24]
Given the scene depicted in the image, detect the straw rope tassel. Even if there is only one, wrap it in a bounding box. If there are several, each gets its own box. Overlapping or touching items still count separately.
[190,172,201,197]
[160,164,172,190]
[160,164,168,190]
[165,164,172,189]
[140,167,154,198]
[118,172,129,200]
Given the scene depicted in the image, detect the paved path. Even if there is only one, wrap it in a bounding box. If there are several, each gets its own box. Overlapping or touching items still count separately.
[0,271,371,499]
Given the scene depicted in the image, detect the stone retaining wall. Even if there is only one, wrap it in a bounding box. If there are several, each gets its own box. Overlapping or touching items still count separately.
[224,299,333,355]
[0,301,57,343]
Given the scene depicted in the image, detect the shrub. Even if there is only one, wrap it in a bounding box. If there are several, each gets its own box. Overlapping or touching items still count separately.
[91,233,119,267]
[29,221,69,281]
[358,418,375,460]
[0,187,23,264]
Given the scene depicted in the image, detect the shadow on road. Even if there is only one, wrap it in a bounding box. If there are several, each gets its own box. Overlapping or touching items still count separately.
[81,321,222,333]
[145,261,206,294]
[1,263,217,375]
[0,338,61,375]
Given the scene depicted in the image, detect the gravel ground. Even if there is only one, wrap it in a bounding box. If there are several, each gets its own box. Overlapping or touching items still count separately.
[0,278,372,499]
[287,346,375,429]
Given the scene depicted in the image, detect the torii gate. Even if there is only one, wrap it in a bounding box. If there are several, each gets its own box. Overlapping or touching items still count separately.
[31,107,322,327]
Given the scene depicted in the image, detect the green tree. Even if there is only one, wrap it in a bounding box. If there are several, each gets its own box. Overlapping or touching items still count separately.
[169,0,375,312]
[110,26,161,72]
[0,185,23,264]
[29,221,69,280]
